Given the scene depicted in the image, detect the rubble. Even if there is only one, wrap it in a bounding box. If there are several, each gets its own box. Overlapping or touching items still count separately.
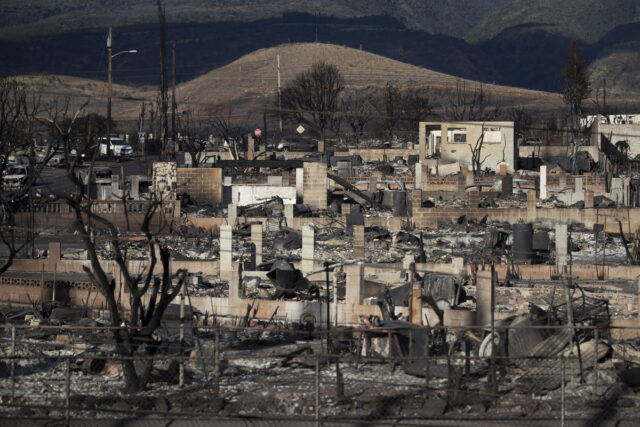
[4,116,640,424]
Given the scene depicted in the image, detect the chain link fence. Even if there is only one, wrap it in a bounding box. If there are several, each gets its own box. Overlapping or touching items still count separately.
[0,323,639,425]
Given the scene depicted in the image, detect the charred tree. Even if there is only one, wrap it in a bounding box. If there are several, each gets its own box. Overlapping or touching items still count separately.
[0,79,53,274]
[45,102,188,393]
[279,61,344,140]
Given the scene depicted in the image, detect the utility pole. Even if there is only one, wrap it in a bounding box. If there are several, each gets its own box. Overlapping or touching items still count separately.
[603,79,607,118]
[139,102,145,137]
[158,0,168,160]
[263,109,267,143]
[171,42,177,153]
[277,54,282,134]
[107,27,113,152]
[139,102,147,165]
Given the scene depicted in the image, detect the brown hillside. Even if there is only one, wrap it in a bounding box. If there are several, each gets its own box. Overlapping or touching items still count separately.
[177,43,562,111]
[8,75,152,119]
[11,43,564,119]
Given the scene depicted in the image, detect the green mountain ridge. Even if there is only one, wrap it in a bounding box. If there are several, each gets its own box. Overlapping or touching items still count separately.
[3,0,639,44]
[0,0,510,39]
[1,1,640,97]
[467,0,640,43]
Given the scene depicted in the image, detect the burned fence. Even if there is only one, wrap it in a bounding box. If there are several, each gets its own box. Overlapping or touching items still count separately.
[0,323,638,424]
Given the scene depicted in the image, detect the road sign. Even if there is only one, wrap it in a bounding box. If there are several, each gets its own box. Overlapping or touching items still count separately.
[254,128,262,137]
[296,125,305,134]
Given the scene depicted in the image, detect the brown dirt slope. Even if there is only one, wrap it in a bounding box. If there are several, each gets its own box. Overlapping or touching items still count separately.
[5,75,152,119]
[10,43,563,118]
[177,43,561,110]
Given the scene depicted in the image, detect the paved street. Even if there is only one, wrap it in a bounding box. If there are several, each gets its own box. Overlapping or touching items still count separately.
[33,155,158,197]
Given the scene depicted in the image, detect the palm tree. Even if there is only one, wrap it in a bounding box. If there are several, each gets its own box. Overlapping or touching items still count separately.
[615,140,630,171]
[616,141,631,163]
[615,140,630,156]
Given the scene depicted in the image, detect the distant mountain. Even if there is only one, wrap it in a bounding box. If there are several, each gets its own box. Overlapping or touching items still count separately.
[0,0,511,39]
[467,0,640,43]
[13,43,562,121]
[1,2,639,97]
[0,15,500,87]
[587,22,640,96]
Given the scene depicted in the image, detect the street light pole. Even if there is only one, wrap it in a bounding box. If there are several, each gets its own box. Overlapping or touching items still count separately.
[277,54,282,134]
[106,28,137,154]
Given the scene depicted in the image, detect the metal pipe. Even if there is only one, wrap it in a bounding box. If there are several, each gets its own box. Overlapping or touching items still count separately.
[561,356,566,427]
[315,356,320,426]
[65,358,71,424]
[10,325,15,399]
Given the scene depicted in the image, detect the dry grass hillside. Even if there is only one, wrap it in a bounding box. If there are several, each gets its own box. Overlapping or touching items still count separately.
[177,43,561,111]
[10,75,151,119]
[12,43,565,119]
[22,74,153,98]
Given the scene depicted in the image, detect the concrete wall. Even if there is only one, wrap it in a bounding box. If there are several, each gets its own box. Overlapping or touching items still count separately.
[188,148,419,164]
[3,246,639,326]
[183,214,405,233]
[187,203,640,233]
[230,185,296,206]
[15,200,180,232]
[152,162,177,200]
[465,281,637,319]
[176,168,222,204]
[302,162,327,209]
[592,120,640,158]
[333,148,419,162]
[519,145,601,163]
[411,200,640,233]
[420,170,465,192]
[419,121,515,172]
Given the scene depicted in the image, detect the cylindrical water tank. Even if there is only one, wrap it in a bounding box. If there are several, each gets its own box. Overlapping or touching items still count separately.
[512,223,534,263]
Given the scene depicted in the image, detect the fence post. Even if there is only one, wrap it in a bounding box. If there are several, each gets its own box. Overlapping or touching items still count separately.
[409,327,413,362]
[66,357,71,425]
[446,349,452,406]
[315,356,320,427]
[425,327,430,397]
[179,284,185,387]
[464,338,471,377]
[335,357,344,401]
[594,327,599,397]
[10,325,15,400]
[561,356,565,427]
[214,329,220,396]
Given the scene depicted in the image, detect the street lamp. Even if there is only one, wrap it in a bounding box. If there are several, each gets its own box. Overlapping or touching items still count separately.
[106,27,137,150]
[112,49,138,58]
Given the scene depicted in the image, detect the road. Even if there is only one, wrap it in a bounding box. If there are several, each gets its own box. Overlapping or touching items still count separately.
[33,155,158,198]
[0,155,160,257]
